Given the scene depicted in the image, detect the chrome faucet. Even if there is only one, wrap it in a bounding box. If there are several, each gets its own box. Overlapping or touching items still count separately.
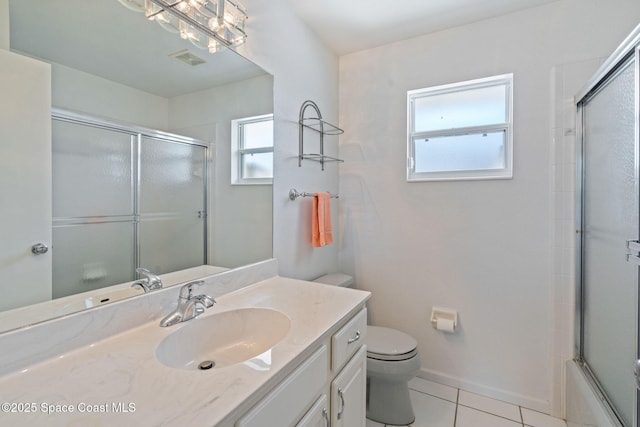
[131,267,163,293]
[160,280,216,327]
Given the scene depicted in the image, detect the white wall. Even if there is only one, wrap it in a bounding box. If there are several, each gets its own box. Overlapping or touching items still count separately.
[237,0,341,280]
[168,74,274,268]
[338,0,640,415]
[0,0,8,50]
[51,63,169,130]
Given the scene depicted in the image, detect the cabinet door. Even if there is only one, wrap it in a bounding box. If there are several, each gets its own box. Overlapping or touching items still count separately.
[237,346,328,427]
[296,394,329,427]
[331,346,366,427]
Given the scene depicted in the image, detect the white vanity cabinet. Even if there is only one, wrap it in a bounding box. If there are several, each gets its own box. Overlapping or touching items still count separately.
[294,348,366,427]
[235,308,368,427]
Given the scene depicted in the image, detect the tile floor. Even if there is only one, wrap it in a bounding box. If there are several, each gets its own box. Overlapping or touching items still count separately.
[366,378,567,427]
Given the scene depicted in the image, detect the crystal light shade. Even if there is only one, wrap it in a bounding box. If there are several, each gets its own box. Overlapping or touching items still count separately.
[120,0,247,54]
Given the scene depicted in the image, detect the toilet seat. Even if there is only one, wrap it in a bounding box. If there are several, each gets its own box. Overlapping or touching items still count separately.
[366,326,418,361]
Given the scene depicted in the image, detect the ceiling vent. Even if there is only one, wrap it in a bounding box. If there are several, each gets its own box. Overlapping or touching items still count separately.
[169,49,207,66]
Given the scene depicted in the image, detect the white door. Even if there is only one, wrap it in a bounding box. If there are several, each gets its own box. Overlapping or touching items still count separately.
[0,50,51,311]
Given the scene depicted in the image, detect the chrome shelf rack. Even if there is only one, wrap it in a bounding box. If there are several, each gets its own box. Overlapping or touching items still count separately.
[298,100,344,170]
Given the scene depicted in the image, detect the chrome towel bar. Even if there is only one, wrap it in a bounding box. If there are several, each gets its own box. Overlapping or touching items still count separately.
[289,188,339,201]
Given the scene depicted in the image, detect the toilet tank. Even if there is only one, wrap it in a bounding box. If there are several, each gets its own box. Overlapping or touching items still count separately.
[313,273,354,288]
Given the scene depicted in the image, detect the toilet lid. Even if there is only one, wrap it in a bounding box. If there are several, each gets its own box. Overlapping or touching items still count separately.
[366,326,417,361]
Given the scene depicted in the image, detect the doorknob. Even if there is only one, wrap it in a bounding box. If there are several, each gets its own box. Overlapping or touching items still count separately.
[31,243,48,255]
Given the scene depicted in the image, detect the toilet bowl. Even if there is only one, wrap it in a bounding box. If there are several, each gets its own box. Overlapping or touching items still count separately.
[366,325,420,425]
[312,274,420,426]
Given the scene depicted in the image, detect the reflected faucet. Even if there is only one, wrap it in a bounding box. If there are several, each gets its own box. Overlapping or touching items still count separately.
[160,280,216,327]
[131,267,163,293]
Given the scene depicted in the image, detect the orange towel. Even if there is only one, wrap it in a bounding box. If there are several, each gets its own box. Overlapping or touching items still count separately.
[312,192,333,247]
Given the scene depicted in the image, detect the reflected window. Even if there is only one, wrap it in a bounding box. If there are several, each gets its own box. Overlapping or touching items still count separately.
[407,74,513,181]
[232,114,274,184]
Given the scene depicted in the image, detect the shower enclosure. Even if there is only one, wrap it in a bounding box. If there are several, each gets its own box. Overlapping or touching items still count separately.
[576,25,640,427]
[51,110,208,298]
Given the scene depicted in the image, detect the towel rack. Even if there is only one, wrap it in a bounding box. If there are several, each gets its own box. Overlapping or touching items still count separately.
[289,188,339,201]
[298,100,344,171]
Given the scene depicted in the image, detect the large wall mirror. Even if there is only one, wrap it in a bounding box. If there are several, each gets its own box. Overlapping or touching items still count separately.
[0,0,273,333]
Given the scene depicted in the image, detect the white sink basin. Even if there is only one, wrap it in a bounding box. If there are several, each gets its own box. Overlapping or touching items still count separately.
[155,308,291,370]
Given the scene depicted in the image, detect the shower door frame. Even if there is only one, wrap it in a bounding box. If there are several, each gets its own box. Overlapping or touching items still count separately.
[51,108,209,286]
[575,25,640,427]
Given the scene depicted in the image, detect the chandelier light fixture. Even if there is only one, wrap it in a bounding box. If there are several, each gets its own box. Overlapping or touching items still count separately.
[118,0,248,54]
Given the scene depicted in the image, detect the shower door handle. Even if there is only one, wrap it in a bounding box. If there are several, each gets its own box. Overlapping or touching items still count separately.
[626,240,640,265]
[634,360,640,390]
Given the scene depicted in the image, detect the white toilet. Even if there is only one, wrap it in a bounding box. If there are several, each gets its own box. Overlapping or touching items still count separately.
[313,274,420,426]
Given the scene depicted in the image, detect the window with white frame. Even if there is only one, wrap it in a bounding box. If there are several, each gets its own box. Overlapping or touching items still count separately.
[231,114,274,185]
[407,74,513,181]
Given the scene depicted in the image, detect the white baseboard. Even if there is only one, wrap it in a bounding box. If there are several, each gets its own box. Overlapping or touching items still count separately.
[416,367,551,414]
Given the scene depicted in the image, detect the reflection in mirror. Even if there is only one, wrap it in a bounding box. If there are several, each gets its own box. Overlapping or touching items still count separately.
[0,0,273,333]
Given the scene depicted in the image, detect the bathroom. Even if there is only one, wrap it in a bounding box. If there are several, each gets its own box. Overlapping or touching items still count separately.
[2,0,640,426]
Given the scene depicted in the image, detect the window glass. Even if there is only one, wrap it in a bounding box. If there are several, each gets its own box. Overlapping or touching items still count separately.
[242,119,273,149]
[413,131,506,173]
[242,152,273,179]
[413,85,507,132]
[231,114,273,184]
[407,74,513,181]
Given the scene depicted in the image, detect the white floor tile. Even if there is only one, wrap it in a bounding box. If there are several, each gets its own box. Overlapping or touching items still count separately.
[409,389,456,427]
[458,390,522,422]
[456,405,523,427]
[409,377,458,403]
[521,408,567,427]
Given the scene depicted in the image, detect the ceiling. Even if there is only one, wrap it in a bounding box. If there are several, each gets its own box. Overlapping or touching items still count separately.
[290,0,561,55]
[9,0,266,98]
[8,0,562,95]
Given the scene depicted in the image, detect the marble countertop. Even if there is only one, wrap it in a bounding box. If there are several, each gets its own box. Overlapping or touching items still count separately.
[0,276,370,426]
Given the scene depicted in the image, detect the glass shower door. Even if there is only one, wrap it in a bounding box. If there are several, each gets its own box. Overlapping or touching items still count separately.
[138,136,207,274]
[52,115,209,299]
[52,119,136,298]
[579,55,638,426]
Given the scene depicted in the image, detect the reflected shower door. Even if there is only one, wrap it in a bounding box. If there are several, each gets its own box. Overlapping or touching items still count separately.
[52,120,136,298]
[138,136,207,274]
[580,56,638,426]
[52,116,209,299]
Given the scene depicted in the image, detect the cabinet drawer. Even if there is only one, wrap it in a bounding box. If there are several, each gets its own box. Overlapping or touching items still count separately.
[236,345,328,427]
[332,308,367,371]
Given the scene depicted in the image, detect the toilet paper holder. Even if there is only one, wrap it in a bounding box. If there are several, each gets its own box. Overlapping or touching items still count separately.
[430,307,458,332]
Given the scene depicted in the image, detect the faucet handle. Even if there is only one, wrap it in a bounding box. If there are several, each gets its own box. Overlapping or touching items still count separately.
[131,280,150,293]
[136,267,163,290]
[193,294,216,308]
[179,280,205,299]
